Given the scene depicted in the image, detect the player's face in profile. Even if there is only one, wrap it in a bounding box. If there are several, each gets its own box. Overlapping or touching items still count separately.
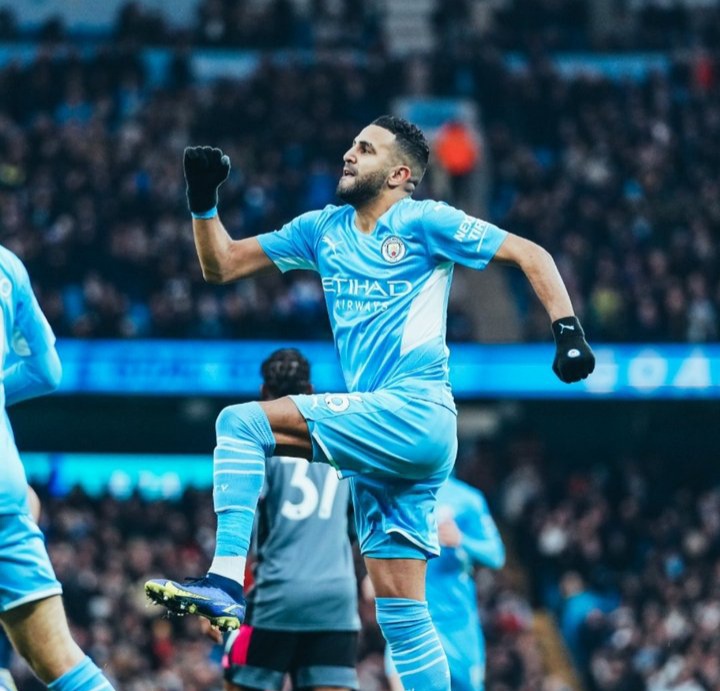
[337,125,396,206]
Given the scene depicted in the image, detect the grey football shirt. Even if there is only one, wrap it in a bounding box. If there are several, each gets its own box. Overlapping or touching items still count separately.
[247,457,360,631]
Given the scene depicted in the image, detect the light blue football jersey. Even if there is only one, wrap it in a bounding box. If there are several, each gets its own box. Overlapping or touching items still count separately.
[427,477,504,627]
[257,199,507,406]
[384,477,504,690]
[0,246,57,514]
[426,478,505,690]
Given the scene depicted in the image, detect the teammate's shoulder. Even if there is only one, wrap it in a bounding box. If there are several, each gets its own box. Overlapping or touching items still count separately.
[0,245,28,284]
[0,244,22,267]
[449,476,487,504]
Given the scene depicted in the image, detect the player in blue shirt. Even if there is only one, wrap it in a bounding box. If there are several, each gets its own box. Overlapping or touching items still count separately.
[385,477,505,691]
[0,246,115,691]
[146,115,594,691]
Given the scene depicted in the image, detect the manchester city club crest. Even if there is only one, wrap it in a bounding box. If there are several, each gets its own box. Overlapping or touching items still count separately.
[381,236,406,263]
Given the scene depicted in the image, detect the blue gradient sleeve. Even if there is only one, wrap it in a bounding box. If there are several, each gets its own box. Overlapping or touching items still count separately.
[422,201,508,270]
[2,252,61,406]
[3,348,62,406]
[256,209,324,273]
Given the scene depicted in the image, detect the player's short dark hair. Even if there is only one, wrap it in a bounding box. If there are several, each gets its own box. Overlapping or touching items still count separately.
[372,115,430,184]
[261,348,311,398]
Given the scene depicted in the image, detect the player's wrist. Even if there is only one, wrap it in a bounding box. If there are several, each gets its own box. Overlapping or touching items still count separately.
[551,315,584,344]
[187,185,220,216]
[191,206,218,220]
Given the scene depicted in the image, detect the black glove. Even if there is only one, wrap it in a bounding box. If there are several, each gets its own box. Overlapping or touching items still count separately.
[183,146,231,215]
[551,316,595,383]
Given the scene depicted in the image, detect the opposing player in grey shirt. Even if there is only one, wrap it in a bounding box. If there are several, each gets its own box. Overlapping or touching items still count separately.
[222,348,360,691]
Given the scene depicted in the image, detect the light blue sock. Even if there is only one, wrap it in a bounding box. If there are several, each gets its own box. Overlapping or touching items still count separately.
[48,656,114,691]
[210,403,275,582]
[376,598,450,691]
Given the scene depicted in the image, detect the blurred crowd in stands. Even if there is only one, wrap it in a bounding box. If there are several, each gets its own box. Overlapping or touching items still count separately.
[7,484,541,691]
[487,430,720,691]
[0,1,719,342]
[2,0,720,53]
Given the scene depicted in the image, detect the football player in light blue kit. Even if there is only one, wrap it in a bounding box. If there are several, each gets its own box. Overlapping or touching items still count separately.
[385,477,505,691]
[0,246,116,691]
[146,116,595,691]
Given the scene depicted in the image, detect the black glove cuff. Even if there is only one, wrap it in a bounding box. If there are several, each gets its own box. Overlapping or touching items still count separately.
[187,187,218,215]
[551,316,584,342]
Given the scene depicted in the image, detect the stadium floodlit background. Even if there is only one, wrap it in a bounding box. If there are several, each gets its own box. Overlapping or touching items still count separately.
[2,0,720,688]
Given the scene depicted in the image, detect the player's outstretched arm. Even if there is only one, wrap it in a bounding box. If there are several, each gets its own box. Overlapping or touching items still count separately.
[492,233,595,383]
[185,146,274,284]
[460,495,506,570]
[492,233,573,321]
[3,256,62,406]
[192,217,272,284]
[3,348,61,406]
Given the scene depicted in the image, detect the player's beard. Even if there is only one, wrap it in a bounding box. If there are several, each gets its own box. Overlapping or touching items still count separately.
[336,169,388,207]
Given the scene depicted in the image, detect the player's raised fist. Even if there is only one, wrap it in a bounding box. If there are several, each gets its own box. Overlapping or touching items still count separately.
[183,146,231,215]
[551,316,595,384]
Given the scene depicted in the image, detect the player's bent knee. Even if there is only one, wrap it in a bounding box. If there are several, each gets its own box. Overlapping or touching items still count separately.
[215,404,250,437]
[215,403,276,454]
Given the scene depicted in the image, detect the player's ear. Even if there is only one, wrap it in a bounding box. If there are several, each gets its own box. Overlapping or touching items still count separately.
[388,164,413,191]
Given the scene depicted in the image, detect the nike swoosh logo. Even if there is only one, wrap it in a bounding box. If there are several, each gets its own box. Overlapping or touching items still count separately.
[165,583,212,600]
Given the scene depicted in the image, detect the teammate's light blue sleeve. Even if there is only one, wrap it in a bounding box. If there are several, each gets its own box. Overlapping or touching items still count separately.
[460,492,505,570]
[423,201,508,270]
[256,210,324,273]
[3,349,61,406]
[2,256,61,406]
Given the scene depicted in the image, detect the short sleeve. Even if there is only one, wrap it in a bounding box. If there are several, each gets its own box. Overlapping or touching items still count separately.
[423,201,508,270]
[10,256,55,357]
[256,210,323,273]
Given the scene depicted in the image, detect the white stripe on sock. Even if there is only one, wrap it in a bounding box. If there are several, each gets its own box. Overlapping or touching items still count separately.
[390,629,436,654]
[398,654,447,679]
[394,644,444,667]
